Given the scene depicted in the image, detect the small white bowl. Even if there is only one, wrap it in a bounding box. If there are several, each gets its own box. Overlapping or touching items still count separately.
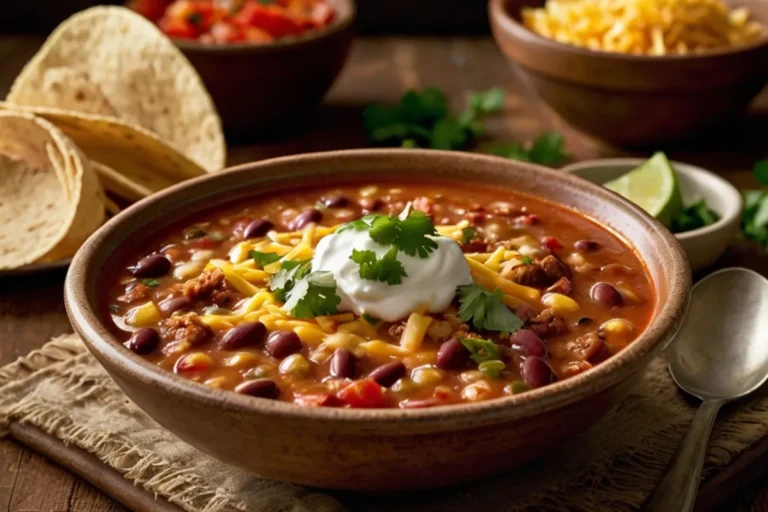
[562,158,743,272]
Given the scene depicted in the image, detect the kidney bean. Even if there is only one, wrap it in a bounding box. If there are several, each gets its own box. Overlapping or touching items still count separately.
[128,254,171,277]
[368,361,406,388]
[265,331,302,359]
[243,219,273,239]
[330,349,356,379]
[575,240,601,253]
[521,356,556,388]
[436,338,469,370]
[220,322,267,351]
[290,209,323,230]
[323,196,350,208]
[234,379,280,399]
[591,282,623,307]
[158,296,192,316]
[127,328,159,355]
[509,329,547,358]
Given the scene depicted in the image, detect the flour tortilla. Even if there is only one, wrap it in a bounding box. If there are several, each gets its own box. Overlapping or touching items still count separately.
[0,103,208,198]
[7,6,225,172]
[0,112,104,269]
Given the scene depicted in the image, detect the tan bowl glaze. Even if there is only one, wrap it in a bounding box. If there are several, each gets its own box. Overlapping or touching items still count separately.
[65,150,691,491]
[489,0,768,147]
[174,0,355,139]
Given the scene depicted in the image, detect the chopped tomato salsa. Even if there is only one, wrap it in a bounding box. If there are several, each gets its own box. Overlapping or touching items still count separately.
[127,0,335,44]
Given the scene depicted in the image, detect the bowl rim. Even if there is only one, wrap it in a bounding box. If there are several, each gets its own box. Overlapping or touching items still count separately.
[562,158,744,241]
[65,149,691,429]
[489,0,768,63]
[172,0,356,54]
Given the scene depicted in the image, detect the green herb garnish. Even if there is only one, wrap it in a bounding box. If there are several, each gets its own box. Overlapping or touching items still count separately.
[459,337,501,364]
[670,200,719,233]
[478,360,505,379]
[457,284,523,333]
[340,210,438,259]
[109,304,120,313]
[362,313,380,326]
[140,279,160,287]
[460,227,476,245]
[362,87,503,151]
[250,250,281,269]
[742,159,768,247]
[269,260,311,301]
[520,255,533,265]
[350,247,408,285]
[283,271,341,319]
[492,132,568,167]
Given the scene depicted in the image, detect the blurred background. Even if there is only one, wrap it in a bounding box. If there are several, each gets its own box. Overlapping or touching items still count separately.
[3,1,491,34]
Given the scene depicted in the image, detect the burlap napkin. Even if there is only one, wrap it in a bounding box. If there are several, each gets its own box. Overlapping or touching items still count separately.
[2,334,767,512]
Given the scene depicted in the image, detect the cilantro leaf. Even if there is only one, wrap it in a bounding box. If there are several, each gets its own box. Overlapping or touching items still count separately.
[755,159,768,186]
[459,337,502,363]
[368,215,400,246]
[468,88,505,115]
[269,260,311,301]
[670,200,719,233]
[283,271,341,318]
[457,284,523,333]
[742,188,768,247]
[362,313,380,325]
[521,255,533,265]
[250,250,281,269]
[350,247,408,285]
[395,211,438,258]
[338,214,378,233]
[430,117,470,150]
[491,132,568,167]
[461,227,476,245]
[140,279,160,287]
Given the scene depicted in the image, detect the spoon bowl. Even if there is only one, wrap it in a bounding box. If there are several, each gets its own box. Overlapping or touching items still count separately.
[668,267,768,401]
[646,267,768,511]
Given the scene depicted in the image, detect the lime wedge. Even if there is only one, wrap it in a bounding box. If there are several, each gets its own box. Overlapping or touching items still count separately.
[604,152,683,227]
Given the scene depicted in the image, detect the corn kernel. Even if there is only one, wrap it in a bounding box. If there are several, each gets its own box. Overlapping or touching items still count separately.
[279,354,311,377]
[403,350,437,368]
[599,318,635,351]
[461,381,493,401]
[391,377,418,393]
[204,376,229,389]
[427,320,453,341]
[225,352,260,368]
[124,301,162,327]
[359,185,378,197]
[411,366,444,385]
[243,365,272,379]
[541,292,580,316]
[174,352,213,373]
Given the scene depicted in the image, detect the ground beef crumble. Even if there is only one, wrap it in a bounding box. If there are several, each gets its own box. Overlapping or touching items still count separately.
[117,282,151,303]
[181,268,240,307]
[526,308,568,338]
[161,312,212,354]
[546,277,572,295]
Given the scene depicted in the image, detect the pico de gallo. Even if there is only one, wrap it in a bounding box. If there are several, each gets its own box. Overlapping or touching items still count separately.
[127,0,336,44]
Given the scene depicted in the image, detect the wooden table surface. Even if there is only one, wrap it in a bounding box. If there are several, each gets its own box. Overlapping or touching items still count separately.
[1,34,768,511]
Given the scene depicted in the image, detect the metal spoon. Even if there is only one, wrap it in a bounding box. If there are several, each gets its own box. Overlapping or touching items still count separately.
[645,267,768,512]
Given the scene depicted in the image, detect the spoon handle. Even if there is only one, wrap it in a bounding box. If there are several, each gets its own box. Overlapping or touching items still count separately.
[644,399,725,512]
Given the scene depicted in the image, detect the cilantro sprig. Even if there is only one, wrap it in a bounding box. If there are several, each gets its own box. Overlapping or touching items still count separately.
[363,87,504,151]
[341,209,439,284]
[742,159,768,247]
[250,250,281,269]
[282,271,341,319]
[269,260,312,301]
[670,200,719,234]
[491,132,568,167]
[350,247,407,285]
[457,284,523,333]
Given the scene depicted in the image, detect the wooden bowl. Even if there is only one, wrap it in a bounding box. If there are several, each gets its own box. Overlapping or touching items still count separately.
[175,0,355,139]
[64,150,691,491]
[489,0,768,147]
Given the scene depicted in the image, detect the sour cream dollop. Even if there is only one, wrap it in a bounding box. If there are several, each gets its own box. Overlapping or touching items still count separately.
[311,229,471,322]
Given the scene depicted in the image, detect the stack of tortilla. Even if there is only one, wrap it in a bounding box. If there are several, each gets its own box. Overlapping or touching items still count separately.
[0,6,226,271]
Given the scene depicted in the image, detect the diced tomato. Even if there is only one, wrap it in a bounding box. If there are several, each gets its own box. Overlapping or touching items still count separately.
[542,236,563,251]
[515,214,540,226]
[294,393,342,407]
[310,3,334,25]
[337,379,385,408]
[244,27,276,43]
[127,0,173,22]
[187,237,221,249]
[233,2,311,38]
[159,18,198,39]
[210,22,247,44]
